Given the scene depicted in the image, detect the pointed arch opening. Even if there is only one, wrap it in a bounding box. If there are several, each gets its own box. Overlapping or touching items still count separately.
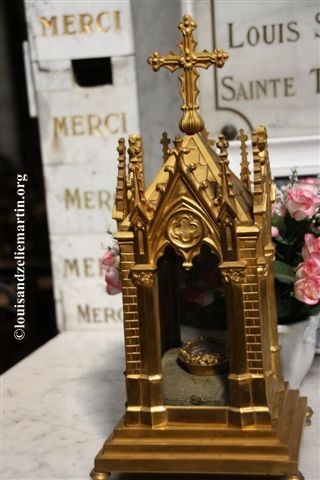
[179,243,227,339]
[157,244,228,407]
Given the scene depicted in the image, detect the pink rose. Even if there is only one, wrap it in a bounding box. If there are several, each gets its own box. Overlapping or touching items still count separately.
[102,241,122,294]
[294,275,320,305]
[271,226,280,238]
[107,283,122,295]
[297,177,319,195]
[285,187,320,220]
[104,266,122,295]
[102,243,120,268]
[302,233,320,259]
[102,250,119,268]
[295,253,320,278]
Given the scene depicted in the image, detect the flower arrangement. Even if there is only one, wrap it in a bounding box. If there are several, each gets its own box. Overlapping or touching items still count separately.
[272,171,320,324]
[102,241,122,295]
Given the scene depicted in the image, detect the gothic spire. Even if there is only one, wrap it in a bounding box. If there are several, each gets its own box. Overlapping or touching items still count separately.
[216,134,235,206]
[113,137,128,225]
[127,134,146,213]
[237,128,251,192]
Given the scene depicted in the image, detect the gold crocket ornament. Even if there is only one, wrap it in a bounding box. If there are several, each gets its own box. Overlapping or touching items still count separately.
[91,14,309,480]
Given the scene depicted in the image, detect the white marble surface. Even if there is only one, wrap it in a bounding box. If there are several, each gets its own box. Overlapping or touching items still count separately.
[25,1,134,61]
[195,0,320,139]
[2,330,319,480]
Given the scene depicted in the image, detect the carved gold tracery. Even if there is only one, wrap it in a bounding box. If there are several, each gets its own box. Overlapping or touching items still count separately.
[220,267,246,284]
[167,211,203,248]
[131,271,156,288]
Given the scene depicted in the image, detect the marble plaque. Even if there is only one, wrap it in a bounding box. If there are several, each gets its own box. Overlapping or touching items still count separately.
[61,280,123,330]
[44,163,118,234]
[30,55,137,92]
[49,233,123,330]
[50,232,107,282]
[195,1,320,139]
[37,81,139,166]
[50,233,110,282]
[24,0,134,61]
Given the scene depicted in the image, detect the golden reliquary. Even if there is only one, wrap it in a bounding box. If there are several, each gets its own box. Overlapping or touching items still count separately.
[91,14,309,480]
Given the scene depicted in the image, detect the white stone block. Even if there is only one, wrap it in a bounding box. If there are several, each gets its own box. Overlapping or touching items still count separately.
[25,0,134,61]
[49,233,123,330]
[44,163,118,234]
[50,233,111,284]
[37,82,139,165]
[61,280,123,330]
[31,55,137,92]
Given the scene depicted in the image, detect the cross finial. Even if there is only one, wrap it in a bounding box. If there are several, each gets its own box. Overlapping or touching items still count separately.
[167,135,190,166]
[216,134,229,159]
[148,14,228,135]
[160,131,171,163]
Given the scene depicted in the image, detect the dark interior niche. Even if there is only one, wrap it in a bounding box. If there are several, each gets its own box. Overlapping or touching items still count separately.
[72,57,113,87]
[157,244,227,356]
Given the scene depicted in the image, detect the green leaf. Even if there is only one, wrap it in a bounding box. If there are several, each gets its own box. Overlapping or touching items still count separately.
[276,297,294,321]
[274,236,294,246]
[307,303,320,318]
[272,214,283,229]
[274,261,295,284]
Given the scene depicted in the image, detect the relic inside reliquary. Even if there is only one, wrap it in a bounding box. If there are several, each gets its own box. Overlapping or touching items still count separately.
[91,14,309,480]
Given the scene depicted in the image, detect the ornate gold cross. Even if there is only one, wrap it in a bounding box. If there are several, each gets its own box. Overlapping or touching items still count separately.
[148,14,228,135]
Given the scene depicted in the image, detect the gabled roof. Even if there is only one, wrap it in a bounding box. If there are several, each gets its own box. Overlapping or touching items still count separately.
[142,132,253,227]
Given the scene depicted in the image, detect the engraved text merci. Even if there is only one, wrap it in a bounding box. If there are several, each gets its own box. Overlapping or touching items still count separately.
[39,11,121,36]
[77,305,123,323]
[64,189,113,210]
[63,258,104,278]
[53,113,127,138]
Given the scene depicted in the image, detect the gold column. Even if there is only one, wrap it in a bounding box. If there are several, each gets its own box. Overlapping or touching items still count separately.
[115,233,142,426]
[131,265,167,427]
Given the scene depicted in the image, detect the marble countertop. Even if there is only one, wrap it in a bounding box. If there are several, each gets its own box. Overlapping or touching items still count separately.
[2,330,319,480]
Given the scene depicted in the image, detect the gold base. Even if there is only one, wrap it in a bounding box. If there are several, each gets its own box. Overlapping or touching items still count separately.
[92,390,306,478]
